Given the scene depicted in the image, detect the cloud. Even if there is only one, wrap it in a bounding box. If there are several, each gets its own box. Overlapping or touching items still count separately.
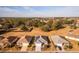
[40,6,79,17]
[0,6,79,17]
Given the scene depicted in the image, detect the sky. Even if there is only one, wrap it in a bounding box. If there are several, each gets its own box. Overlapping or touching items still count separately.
[0,6,79,17]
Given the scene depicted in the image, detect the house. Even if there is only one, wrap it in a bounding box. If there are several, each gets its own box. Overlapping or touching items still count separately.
[35,36,48,44]
[50,35,69,51]
[0,36,9,48]
[17,36,28,47]
[41,36,51,44]
[7,36,19,47]
[65,30,79,41]
[34,36,49,52]
[34,40,42,52]
[65,35,79,41]
[76,20,79,27]
[65,32,79,41]
[0,35,5,48]
[17,35,34,47]
[0,35,5,41]
[17,35,34,52]
[17,35,50,52]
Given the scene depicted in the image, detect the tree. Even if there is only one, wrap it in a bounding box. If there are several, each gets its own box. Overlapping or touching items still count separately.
[41,24,52,32]
[31,20,46,27]
[70,24,77,29]
[47,20,53,26]
[52,20,63,30]
[2,23,13,30]
[21,25,28,31]
[64,19,74,24]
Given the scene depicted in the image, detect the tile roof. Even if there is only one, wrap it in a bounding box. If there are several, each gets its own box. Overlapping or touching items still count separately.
[51,35,68,44]
[7,36,19,44]
[35,36,48,44]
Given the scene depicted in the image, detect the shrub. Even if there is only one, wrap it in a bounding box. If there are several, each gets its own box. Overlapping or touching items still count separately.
[68,45,73,49]
[32,20,46,27]
[2,23,13,30]
[21,25,28,31]
[41,24,52,32]
[70,24,77,29]
[47,44,51,48]
[52,21,63,30]
[47,20,53,26]
[63,19,74,24]
[64,44,73,49]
